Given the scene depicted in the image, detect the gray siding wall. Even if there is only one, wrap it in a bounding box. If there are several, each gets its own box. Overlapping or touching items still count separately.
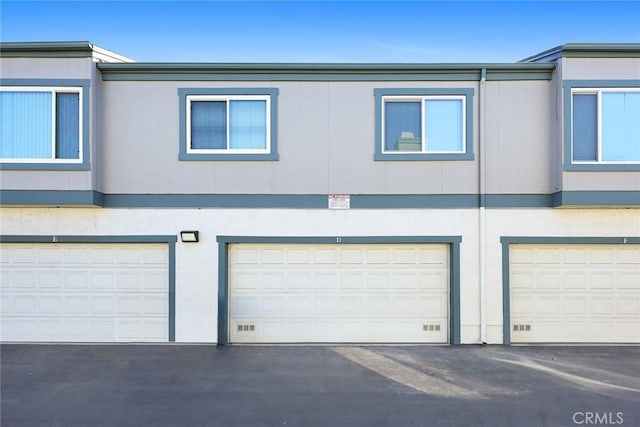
[559,57,640,192]
[0,57,95,191]
[483,80,552,194]
[101,78,553,195]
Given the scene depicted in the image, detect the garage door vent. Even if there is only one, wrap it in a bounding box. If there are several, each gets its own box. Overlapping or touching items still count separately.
[513,324,531,332]
[423,324,441,332]
[237,324,256,332]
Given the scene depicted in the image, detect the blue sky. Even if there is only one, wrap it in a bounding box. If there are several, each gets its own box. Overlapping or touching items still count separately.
[1,1,639,62]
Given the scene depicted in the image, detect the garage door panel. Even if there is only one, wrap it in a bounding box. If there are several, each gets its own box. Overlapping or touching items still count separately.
[590,297,615,314]
[65,272,89,289]
[511,295,533,315]
[366,296,389,315]
[590,272,616,289]
[617,297,640,314]
[314,272,339,290]
[417,296,447,315]
[617,248,640,263]
[366,249,390,264]
[287,296,312,315]
[618,321,640,339]
[286,272,311,291]
[510,244,640,343]
[511,271,535,289]
[341,248,365,264]
[262,249,284,264]
[229,243,449,344]
[341,272,364,290]
[537,272,562,288]
[564,296,587,315]
[366,272,391,290]
[564,272,588,289]
[0,243,169,342]
[537,248,562,264]
[591,248,615,264]
[419,271,448,290]
[564,248,588,264]
[67,296,91,314]
[617,272,640,288]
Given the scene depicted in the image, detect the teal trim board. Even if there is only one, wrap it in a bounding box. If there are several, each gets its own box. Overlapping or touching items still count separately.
[552,191,640,207]
[500,236,640,345]
[0,79,92,171]
[0,234,177,342]
[2,191,640,208]
[216,235,462,345]
[0,190,103,206]
[178,88,279,161]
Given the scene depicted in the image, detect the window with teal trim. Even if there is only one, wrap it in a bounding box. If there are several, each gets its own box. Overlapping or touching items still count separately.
[0,87,82,163]
[572,89,640,164]
[374,88,474,161]
[179,88,278,161]
[564,81,640,171]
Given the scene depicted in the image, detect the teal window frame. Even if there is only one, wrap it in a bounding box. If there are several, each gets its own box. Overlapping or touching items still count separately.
[563,80,640,171]
[178,88,279,161]
[0,79,90,171]
[374,88,474,161]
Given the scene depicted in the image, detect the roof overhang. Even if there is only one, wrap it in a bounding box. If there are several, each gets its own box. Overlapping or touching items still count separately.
[97,62,556,82]
[521,43,640,63]
[0,41,134,63]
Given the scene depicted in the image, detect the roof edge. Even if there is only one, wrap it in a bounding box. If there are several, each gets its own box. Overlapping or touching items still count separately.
[0,41,134,63]
[521,43,640,62]
[96,62,556,81]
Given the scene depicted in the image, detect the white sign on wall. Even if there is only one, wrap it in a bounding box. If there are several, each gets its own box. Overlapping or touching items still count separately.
[328,194,350,209]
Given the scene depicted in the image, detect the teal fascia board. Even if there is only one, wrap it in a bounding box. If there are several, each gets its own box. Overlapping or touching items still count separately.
[0,79,92,171]
[0,190,103,206]
[3,192,638,208]
[484,194,553,208]
[552,191,640,207]
[352,195,479,209]
[216,235,462,345]
[103,194,327,208]
[0,234,177,342]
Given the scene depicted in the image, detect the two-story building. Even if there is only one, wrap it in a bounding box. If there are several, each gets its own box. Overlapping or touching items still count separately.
[1,41,638,345]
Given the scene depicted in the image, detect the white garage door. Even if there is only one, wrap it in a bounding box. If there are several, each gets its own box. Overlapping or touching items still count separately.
[229,243,449,343]
[0,243,169,342]
[510,244,640,343]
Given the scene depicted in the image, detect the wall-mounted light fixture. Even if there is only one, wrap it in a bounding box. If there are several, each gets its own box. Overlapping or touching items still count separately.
[180,230,199,243]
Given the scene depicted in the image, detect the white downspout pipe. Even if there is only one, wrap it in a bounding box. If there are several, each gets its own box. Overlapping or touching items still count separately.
[479,68,487,344]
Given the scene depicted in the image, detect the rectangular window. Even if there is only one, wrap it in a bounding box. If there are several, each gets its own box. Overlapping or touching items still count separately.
[187,95,269,154]
[374,88,473,161]
[572,89,640,163]
[0,87,82,162]
[383,96,465,154]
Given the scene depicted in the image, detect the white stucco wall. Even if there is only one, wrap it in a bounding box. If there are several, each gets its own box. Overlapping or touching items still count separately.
[1,207,638,344]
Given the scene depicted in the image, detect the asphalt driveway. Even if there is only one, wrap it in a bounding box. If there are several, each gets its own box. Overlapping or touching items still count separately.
[1,344,639,427]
